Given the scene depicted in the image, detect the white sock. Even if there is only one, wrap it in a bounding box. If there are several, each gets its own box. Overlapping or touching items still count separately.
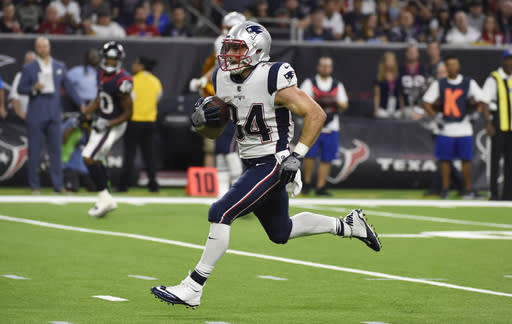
[191,223,230,284]
[289,212,342,239]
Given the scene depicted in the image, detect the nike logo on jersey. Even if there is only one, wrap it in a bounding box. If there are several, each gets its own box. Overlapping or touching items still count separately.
[255,163,266,167]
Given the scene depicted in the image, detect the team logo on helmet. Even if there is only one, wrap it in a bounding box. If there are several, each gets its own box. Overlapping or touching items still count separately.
[245,25,265,40]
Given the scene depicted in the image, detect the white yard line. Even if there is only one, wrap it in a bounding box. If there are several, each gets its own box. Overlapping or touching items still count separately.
[2,274,30,280]
[0,195,512,207]
[257,275,288,281]
[128,275,158,280]
[92,295,128,302]
[1,214,511,298]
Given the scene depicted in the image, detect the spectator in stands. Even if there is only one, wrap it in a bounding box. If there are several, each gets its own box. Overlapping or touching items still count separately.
[389,9,422,43]
[496,0,512,44]
[66,48,99,105]
[303,7,334,41]
[126,5,159,36]
[446,11,480,44]
[18,37,84,194]
[356,13,387,42]
[426,41,442,79]
[118,56,162,193]
[9,51,36,121]
[269,7,291,40]
[85,8,126,37]
[282,0,309,29]
[301,56,348,196]
[398,45,427,120]
[255,0,269,19]
[323,0,344,40]
[0,75,5,119]
[373,51,400,118]
[161,5,191,37]
[0,3,21,33]
[376,0,392,36]
[429,4,451,43]
[467,0,485,32]
[49,0,81,33]
[423,54,486,199]
[481,14,505,45]
[361,0,376,15]
[146,0,169,34]
[81,0,110,24]
[344,0,365,40]
[113,0,146,27]
[38,5,67,34]
[16,0,44,33]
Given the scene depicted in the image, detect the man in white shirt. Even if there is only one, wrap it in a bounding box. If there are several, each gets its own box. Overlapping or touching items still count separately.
[423,55,485,199]
[446,11,481,44]
[323,0,344,39]
[481,49,512,200]
[300,56,348,196]
[89,9,125,38]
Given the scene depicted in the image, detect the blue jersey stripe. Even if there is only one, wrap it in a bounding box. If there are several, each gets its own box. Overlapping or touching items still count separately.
[267,62,284,95]
[212,66,219,94]
[275,108,290,152]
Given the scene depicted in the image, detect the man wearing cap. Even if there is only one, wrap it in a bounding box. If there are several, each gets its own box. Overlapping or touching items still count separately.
[481,50,512,200]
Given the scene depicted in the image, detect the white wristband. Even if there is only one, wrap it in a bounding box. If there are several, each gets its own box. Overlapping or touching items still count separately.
[294,142,309,157]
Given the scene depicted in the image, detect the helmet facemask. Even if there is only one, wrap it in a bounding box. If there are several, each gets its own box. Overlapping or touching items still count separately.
[217,39,253,74]
[100,57,121,74]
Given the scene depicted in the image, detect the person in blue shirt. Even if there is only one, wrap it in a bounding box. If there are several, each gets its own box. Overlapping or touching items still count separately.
[66,48,99,105]
[146,0,170,34]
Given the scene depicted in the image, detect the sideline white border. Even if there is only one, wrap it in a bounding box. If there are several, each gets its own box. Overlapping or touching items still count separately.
[1,214,511,298]
[0,195,511,207]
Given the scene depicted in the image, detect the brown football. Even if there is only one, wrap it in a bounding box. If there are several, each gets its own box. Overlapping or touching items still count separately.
[205,96,231,128]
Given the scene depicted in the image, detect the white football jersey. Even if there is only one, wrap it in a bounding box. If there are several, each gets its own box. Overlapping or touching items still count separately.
[213,62,298,159]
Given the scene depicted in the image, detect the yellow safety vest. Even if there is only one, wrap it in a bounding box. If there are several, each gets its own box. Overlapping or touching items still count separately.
[132,71,162,122]
[491,70,512,131]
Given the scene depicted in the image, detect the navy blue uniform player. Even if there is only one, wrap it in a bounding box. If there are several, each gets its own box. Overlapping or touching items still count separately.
[151,22,381,308]
[82,41,133,217]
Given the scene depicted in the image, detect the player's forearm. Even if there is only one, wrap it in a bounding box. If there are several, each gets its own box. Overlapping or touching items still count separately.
[110,108,132,127]
[83,98,99,115]
[299,107,326,148]
[423,102,436,117]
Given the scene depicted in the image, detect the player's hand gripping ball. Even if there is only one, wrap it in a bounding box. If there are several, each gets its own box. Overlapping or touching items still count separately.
[190,96,230,129]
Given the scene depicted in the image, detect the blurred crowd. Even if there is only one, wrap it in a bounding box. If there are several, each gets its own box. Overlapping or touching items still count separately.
[0,0,511,44]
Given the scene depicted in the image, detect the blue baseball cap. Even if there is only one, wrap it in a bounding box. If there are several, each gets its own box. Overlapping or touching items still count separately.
[503,49,512,58]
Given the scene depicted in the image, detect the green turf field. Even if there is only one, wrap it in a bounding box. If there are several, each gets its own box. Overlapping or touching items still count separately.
[0,194,511,323]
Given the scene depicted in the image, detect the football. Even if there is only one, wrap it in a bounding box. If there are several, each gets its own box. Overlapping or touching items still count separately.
[204,96,231,129]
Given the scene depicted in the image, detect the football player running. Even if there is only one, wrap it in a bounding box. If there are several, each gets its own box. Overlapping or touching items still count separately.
[151,22,381,308]
[82,41,133,217]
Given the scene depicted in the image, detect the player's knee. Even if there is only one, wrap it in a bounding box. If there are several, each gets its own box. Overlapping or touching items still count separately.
[268,231,289,245]
[208,201,224,223]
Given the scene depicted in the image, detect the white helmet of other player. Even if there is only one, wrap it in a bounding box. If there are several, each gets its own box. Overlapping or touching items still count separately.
[217,21,271,74]
[222,11,246,35]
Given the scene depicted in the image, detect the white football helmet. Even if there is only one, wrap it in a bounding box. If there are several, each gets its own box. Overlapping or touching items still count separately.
[222,11,246,35]
[217,21,271,74]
